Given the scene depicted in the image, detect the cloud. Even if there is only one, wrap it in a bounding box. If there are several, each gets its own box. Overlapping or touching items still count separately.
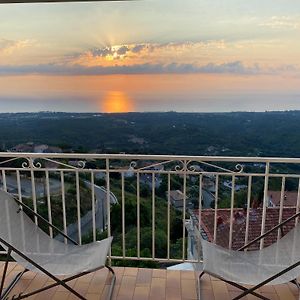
[116,45,130,55]
[260,16,300,29]
[71,40,227,66]
[131,44,146,53]
[0,38,32,55]
[90,47,114,57]
[0,61,282,76]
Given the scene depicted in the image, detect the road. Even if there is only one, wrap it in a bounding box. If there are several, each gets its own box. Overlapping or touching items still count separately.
[57,181,118,242]
[0,173,118,242]
[0,174,61,198]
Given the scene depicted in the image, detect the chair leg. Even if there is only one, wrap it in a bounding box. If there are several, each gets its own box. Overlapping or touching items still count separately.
[12,266,115,300]
[291,279,300,289]
[231,284,270,300]
[0,248,12,299]
[1,270,27,300]
[204,272,270,300]
[105,265,116,300]
[197,271,205,300]
[11,273,87,300]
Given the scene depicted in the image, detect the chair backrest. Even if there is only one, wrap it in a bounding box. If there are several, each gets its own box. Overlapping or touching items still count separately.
[0,190,71,268]
[201,222,300,285]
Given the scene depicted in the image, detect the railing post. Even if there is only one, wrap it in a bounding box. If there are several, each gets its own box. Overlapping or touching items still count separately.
[260,162,270,249]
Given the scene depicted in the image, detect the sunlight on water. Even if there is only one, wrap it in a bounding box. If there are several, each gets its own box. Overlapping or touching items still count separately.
[101,91,134,113]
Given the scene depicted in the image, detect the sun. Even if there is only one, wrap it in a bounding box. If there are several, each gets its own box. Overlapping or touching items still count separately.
[102,91,134,113]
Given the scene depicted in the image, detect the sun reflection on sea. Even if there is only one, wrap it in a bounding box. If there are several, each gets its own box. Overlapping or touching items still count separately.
[101,91,134,113]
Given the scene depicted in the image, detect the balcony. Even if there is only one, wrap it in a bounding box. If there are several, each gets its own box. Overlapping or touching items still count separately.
[1,152,300,299]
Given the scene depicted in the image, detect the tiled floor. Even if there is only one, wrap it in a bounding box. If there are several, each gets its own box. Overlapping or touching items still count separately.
[0,262,299,299]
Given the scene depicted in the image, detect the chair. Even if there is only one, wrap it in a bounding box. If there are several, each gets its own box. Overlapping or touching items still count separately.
[198,212,300,300]
[0,190,115,300]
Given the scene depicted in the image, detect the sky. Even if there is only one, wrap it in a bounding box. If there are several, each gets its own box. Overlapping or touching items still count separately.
[0,0,300,113]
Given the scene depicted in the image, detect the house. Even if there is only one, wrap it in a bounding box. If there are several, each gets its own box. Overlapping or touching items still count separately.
[268,190,298,207]
[33,144,48,153]
[11,143,62,154]
[140,173,162,189]
[11,142,35,152]
[167,190,188,209]
[223,179,247,191]
[189,207,297,253]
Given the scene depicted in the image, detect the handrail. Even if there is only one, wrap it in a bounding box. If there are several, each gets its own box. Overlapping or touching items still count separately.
[1,152,300,163]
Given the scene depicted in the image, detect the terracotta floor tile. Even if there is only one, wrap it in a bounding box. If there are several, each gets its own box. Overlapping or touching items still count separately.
[152,269,167,278]
[85,293,101,300]
[181,279,197,299]
[274,284,297,300]
[166,270,181,289]
[101,284,115,300]
[166,288,182,300]
[23,273,49,299]
[8,279,32,298]
[124,267,138,277]
[258,285,277,294]
[115,294,134,300]
[136,268,153,286]
[111,284,121,300]
[199,275,213,291]
[181,270,196,280]
[67,281,89,299]
[0,263,295,300]
[211,280,231,300]
[200,289,215,300]
[287,282,299,296]
[260,292,280,300]
[133,286,150,300]
[118,275,136,299]
[51,291,70,300]
[150,277,166,298]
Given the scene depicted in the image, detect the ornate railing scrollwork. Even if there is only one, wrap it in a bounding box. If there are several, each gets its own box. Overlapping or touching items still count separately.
[21,158,42,169]
[129,161,137,169]
[235,164,244,173]
[77,160,86,169]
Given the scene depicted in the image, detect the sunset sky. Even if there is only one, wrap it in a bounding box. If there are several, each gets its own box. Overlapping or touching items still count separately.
[0,0,300,113]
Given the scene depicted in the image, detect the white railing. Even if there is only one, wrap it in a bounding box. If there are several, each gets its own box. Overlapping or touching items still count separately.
[0,152,300,264]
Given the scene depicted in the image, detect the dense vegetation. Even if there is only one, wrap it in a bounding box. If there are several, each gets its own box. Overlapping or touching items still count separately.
[1,111,300,157]
[2,111,300,266]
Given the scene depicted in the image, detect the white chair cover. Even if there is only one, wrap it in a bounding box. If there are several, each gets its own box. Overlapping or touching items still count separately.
[0,190,112,275]
[202,224,300,285]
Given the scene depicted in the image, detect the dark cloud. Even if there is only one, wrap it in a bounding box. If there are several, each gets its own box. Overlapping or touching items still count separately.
[116,46,130,55]
[0,61,281,76]
[131,44,146,53]
[197,61,261,74]
[90,47,113,57]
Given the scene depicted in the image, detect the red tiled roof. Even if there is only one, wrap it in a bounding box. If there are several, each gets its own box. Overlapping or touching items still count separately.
[193,207,297,250]
[268,190,298,207]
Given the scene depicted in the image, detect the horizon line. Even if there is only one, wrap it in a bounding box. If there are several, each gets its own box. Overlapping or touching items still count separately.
[0,110,300,114]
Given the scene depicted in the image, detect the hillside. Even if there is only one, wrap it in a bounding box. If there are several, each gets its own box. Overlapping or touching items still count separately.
[0,111,300,157]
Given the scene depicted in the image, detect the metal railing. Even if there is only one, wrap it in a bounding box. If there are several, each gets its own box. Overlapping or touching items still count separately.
[0,152,300,264]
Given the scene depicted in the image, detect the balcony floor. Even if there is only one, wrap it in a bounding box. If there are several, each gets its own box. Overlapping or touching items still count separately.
[0,262,299,300]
